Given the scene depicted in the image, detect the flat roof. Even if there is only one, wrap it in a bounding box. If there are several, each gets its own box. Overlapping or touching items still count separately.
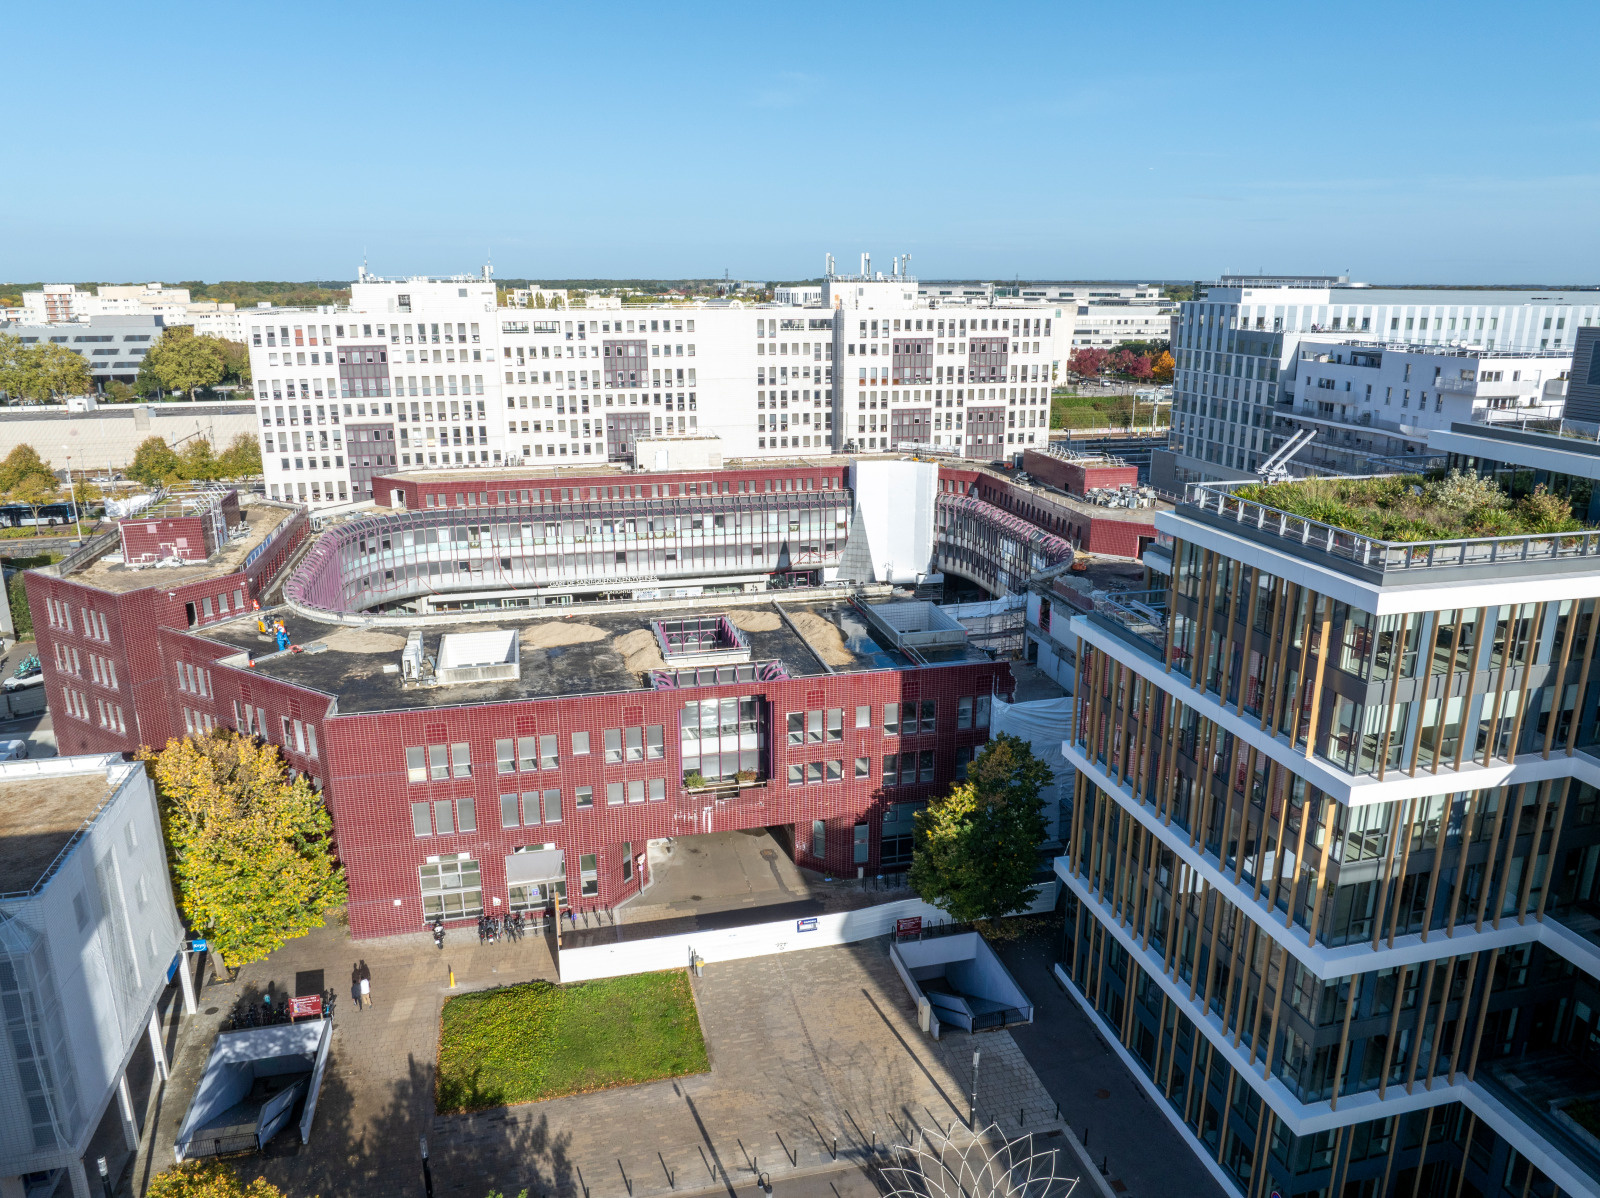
[206,597,988,713]
[75,504,291,592]
[0,771,115,892]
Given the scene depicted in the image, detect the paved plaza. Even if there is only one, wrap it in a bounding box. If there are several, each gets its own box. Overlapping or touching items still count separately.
[127,916,1107,1198]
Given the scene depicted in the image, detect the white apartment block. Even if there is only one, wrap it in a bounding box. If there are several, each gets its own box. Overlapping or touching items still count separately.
[247,257,1074,508]
[1068,301,1176,348]
[21,284,244,340]
[1164,279,1600,484]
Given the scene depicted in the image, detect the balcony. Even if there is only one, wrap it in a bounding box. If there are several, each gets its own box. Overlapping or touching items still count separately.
[1085,588,1167,660]
[1476,1052,1600,1192]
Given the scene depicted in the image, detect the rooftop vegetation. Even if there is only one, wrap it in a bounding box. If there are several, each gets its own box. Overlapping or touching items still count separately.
[1229,470,1587,542]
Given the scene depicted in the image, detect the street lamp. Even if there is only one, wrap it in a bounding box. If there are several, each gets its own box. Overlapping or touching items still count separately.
[420,1135,434,1198]
[63,450,82,544]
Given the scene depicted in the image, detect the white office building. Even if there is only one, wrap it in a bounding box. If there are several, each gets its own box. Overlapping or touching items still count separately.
[0,756,189,1198]
[20,285,242,340]
[1162,279,1600,485]
[248,255,1072,508]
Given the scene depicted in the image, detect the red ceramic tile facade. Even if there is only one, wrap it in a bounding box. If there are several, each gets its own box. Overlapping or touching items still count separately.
[373,464,850,511]
[936,465,1154,559]
[1019,448,1140,497]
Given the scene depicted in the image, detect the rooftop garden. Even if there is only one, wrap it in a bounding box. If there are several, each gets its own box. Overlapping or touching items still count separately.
[1229,470,1588,542]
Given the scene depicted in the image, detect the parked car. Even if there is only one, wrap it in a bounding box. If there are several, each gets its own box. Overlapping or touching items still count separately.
[0,740,30,760]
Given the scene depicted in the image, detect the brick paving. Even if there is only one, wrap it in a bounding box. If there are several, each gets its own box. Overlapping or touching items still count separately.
[127,916,1083,1198]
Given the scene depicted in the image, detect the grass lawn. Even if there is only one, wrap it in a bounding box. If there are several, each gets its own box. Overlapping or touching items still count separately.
[1050,389,1169,431]
[436,971,709,1113]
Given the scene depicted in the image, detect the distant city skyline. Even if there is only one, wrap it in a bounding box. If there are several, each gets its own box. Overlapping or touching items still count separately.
[3,0,1598,283]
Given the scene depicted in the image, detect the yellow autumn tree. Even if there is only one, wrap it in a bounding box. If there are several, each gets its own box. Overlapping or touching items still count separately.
[140,731,345,974]
[148,1161,290,1198]
[1152,349,1175,384]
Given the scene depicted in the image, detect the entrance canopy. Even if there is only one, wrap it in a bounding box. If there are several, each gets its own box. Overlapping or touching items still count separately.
[506,848,565,887]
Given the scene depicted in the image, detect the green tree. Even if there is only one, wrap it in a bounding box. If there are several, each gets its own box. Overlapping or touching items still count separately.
[0,335,92,401]
[909,733,1051,924]
[177,437,219,481]
[134,357,163,398]
[217,433,263,478]
[147,1160,288,1198]
[140,732,346,974]
[0,444,56,493]
[103,379,137,403]
[215,337,252,386]
[128,435,181,486]
[146,326,225,398]
[7,473,59,532]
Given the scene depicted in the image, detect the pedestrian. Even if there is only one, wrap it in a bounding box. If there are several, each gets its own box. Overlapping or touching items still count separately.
[358,974,370,1009]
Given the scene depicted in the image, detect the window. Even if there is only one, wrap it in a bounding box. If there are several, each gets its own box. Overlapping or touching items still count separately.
[628,779,646,803]
[572,731,590,756]
[579,853,599,896]
[649,777,666,801]
[919,701,936,734]
[976,696,991,728]
[827,759,842,782]
[956,746,973,779]
[428,744,449,780]
[881,802,921,867]
[517,792,539,824]
[607,781,624,805]
[646,724,664,759]
[539,735,558,769]
[855,756,870,779]
[856,704,871,729]
[811,819,827,859]
[576,785,593,809]
[884,703,900,735]
[419,858,482,920]
[622,842,634,883]
[605,728,623,762]
[500,794,519,828]
[919,750,935,782]
[451,743,470,777]
[518,736,538,770]
[457,796,476,833]
[411,802,431,837]
[787,712,805,746]
[788,763,804,785]
[625,727,644,761]
[406,746,427,783]
[957,697,973,730]
[854,823,869,865]
[543,789,561,823]
[496,739,515,774]
[433,800,455,835]
[826,708,843,742]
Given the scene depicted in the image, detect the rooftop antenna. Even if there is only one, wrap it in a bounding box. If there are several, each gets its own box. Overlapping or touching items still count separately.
[483,253,494,281]
[862,252,870,279]
[904,252,911,278]
[359,249,369,283]
[825,252,834,277]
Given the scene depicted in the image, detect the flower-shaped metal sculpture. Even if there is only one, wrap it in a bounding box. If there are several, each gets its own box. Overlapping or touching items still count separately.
[879,1123,1080,1198]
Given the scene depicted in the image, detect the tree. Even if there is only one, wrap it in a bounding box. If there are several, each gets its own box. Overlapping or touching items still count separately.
[215,337,252,386]
[128,435,181,486]
[147,1160,288,1198]
[1068,347,1109,379]
[146,326,225,398]
[134,356,163,399]
[140,732,346,974]
[0,335,92,402]
[217,433,263,478]
[908,732,1051,925]
[1151,350,1175,384]
[104,379,137,403]
[0,444,56,493]
[177,437,219,481]
[7,473,59,531]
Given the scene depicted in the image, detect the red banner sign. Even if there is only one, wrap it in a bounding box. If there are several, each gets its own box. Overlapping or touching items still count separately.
[895,916,923,936]
[288,995,322,1019]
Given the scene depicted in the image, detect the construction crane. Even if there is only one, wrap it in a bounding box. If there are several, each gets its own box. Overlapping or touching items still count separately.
[1256,427,1318,484]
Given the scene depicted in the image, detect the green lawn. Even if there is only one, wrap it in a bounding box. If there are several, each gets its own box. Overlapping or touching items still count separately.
[436,971,709,1113]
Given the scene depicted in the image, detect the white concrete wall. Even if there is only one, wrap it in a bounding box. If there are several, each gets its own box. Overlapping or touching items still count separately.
[848,459,938,583]
[558,885,1057,983]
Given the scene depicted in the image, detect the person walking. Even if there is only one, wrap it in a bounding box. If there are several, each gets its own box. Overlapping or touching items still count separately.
[358,960,372,1009]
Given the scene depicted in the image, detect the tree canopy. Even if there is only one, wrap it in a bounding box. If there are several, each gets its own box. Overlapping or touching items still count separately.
[140,731,346,971]
[909,732,1051,924]
[147,1160,287,1198]
[128,436,181,485]
[146,326,225,396]
[0,444,56,492]
[0,334,93,401]
[217,432,263,478]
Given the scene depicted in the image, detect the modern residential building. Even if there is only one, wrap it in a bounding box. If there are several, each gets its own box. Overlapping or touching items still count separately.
[2,316,165,389]
[0,754,188,1198]
[20,285,242,338]
[1055,447,1600,1196]
[247,256,1067,509]
[1160,279,1600,488]
[1270,340,1571,477]
[1566,327,1600,424]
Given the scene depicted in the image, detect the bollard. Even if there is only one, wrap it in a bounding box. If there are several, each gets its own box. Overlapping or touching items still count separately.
[1100,1155,1108,1175]
[832,1136,837,1160]
[448,966,456,988]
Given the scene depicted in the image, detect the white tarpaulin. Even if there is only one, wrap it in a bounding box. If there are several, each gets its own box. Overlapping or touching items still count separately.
[991,695,1074,841]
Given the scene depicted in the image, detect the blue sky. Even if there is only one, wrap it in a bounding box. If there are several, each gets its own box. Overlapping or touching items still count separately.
[4,0,1598,284]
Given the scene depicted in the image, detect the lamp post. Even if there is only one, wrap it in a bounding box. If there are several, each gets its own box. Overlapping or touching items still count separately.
[420,1135,434,1198]
[63,450,82,544]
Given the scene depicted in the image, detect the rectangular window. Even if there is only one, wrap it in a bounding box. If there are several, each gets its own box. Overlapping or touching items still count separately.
[622,843,634,883]
[919,750,935,782]
[956,746,973,779]
[884,754,898,783]
[826,759,842,782]
[457,796,476,833]
[884,703,900,735]
[625,726,644,761]
[605,728,623,763]
[406,746,427,783]
[433,799,454,835]
[428,744,449,780]
[811,819,826,859]
[648,778,666,801]
[539,734,558,769]
[411,802,431,837]
[957,697,973,730]
[543,789,561,823]
[419,858,483,920]
[607,781,624,805]
[496,739,515,774]
[826,708,843,742]
[855,704,871,729]
[451,742,471,778]
[518,735,538,770]
[920,701,936,734]
[807,710,823,743]
[575,785,594,809]
[976,696,991,728]
[806,762,822,784]
[855,756,870,779]
[853,823,869,865]
[500,794,519,828]
[628,779,646,803]
[646,724,664,760]
[522,792,542,825]
[787,712,805,746]
[572,731,591,756]
[788,763,804,785]
[579,853,598,896]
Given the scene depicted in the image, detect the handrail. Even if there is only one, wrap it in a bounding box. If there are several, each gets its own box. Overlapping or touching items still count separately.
[1182,481,1600,573]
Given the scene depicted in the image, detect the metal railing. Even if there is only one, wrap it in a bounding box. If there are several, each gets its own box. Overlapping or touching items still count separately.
[1183,481,1600,573]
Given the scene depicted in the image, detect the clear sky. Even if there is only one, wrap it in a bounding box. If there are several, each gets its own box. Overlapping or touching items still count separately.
[4,0,1598,284]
